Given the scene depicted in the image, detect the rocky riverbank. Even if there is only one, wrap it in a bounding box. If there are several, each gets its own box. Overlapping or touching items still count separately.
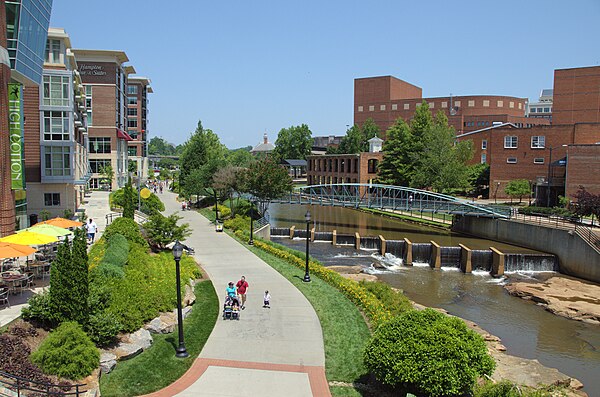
[332,265,587,396]
[504,275,600,325]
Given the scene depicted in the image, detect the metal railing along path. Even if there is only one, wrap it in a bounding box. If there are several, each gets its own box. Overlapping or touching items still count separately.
[105,210,149,226]
[0,370,89,397]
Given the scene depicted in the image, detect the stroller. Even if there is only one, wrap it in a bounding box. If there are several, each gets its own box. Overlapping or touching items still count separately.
[223,296,240,320]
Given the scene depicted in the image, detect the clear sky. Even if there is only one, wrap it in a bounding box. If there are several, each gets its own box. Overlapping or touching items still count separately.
[50,0,600,149]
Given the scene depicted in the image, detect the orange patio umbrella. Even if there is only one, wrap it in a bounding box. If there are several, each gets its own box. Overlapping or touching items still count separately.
[0,242,37,259]
[38,217,83,228]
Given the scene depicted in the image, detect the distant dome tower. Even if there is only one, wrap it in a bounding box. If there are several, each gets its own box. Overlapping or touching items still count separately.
[250,132,275,155]
[368,136,383,153]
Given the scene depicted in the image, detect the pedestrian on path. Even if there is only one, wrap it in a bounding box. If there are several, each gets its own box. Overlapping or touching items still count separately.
[236,276,249,310]
[263,290,271,308]
[86,218,98,243]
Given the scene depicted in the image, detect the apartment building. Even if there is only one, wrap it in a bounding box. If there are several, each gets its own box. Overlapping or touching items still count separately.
[0,0,52,235]
[126,76,152,181]
[72,49,134,191]
[23,28,89,220]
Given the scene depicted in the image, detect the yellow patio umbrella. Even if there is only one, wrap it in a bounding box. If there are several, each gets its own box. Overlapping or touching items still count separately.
[21,224,72,237]
[38,217,83,228]
[0,231,59,246]
[0,242,37,259]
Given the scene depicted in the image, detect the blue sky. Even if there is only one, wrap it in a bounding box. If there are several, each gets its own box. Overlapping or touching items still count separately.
[50,1,600,149]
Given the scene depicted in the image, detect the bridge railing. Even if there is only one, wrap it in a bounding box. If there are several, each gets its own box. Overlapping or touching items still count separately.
[0,370,89,397]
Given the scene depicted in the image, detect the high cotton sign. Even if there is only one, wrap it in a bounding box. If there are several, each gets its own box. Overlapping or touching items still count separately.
[8,83,24,190]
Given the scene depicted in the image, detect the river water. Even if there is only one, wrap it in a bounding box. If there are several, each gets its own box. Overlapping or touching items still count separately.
[268,203,600,394]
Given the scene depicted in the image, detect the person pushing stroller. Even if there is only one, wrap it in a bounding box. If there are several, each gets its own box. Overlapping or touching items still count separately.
[224,282,240,320]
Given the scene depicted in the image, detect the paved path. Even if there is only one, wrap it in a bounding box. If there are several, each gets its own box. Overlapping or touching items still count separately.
[145,192,329,397]
[78,190,111,242]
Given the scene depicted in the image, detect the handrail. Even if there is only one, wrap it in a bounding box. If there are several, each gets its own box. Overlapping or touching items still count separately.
[574,224,600,255]
[0,370,87,396]
[105,210,149,226]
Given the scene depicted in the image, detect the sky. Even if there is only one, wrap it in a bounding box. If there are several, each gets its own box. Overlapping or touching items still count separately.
[50,1,600,149]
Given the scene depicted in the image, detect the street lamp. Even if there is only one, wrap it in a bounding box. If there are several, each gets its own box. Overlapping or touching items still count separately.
[303,210,311,283]
[248,205,255,245]
[494,182,501,204]
[172,240,189,358]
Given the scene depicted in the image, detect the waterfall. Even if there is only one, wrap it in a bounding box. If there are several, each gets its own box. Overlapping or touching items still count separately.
[441,246,461,267]
[314,231,333,242]
[336,234,355,246]
[386,240,405,258]
[295,229,308,239]
[360,236,380,250]
[270,227,290,237]
[505,254,558,272]
[471,250,493,271]
[412,243,432,264]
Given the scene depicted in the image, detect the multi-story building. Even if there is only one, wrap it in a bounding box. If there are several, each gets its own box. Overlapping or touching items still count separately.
[527,89,553,121]
[23,28,89,220]
[72,49,134,191]
[0,0,52,234]
[552,66,600,125]
[126,76,152,181]
[307,137,383,188]
[354,76,549,137]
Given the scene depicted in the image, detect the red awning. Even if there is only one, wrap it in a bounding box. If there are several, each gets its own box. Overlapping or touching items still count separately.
[116,129,133,141]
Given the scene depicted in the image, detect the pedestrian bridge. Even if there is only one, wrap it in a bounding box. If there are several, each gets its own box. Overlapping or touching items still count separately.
[273,184,511,219]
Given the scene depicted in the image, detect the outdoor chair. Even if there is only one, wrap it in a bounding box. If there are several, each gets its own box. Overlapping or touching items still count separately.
[24,272,35,289]
[0,288,9,308]
[41,263,51,280]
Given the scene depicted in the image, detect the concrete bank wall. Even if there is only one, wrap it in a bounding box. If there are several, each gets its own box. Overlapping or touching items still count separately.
[452,216,600,283]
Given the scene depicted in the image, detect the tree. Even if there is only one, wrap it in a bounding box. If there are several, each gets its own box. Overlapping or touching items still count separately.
[148,137,176,156]
[143,213,191,251]
[184,169,206,206]
[212,165,244,215]
[158,157,177,170]
[128,159,137,174]
[273,124,312,160]
[336,118,381,154]
[411,112,473,192]
[122,178,136,219]
[70,228,89,325]
[99,164,114,189]
[242,157,293,216]
[573,186,600,225]
[467,163,490,197]
[504,179,531,203]
[360,118,381,146]
[377,118,414,186]
[226,147,255,167]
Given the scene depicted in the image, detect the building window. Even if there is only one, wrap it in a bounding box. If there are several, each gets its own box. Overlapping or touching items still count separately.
[128,146,137,156]
[468,100,475,107]
[128,96,138,105]
[534,158,545,164]
[45,39,61,64]
[368,105,374,111]
[43,111,69,140]
[44,146,71,176]
[127,85,138,95]
[429,102,434,108]
[43,75,70,106]
[509,101,514,108]
[127,108,138,116]
[481,153,487,164]
[544,107,550,113]
[380,105,385,111]
[89,137,111,154]
[504,136,518,148]
[44,193,60,206]
[454,100,461,107]
[518,103,522,109]
[404,103,410,110]
[497,100,503,107]
[441,101,448,108]
[85,85,93,125]
[128,130,138,139]
[128,118,138,128]
[507,157,517,164]
[530,108,537,113]
[482,140,487,150]
[368,159,378,173]
[483,100,490,107]
[358,106,363,112]
[531,136,545,148]
[391,104,397,110]
[89,159,111,173]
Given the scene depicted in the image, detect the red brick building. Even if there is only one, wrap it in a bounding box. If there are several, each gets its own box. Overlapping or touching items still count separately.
[354,76,549,137]
[552,66,600,125]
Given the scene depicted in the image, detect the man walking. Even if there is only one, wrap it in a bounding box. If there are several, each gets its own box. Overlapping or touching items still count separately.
[236,276,249,310]
[86,218,98,243]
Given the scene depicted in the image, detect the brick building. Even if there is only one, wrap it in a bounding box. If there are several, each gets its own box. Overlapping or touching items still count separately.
[353,75,549,137]
[72,49,134,191]
[552,66,600,125]
[126,76,152,181]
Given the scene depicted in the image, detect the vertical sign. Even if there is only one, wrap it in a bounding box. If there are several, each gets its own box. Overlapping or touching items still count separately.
[8,83,24,190]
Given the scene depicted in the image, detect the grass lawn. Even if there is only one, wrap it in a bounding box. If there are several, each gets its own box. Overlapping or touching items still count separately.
[99,280,219,397]
[233,235,371,389]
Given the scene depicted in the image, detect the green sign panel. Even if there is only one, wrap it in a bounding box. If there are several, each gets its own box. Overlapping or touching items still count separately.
[8,83,24,190]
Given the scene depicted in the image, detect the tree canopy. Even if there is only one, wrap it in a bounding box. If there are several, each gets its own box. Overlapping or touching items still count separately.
[148,137,177,156]
[333,118,381,154]
[273,124,312,160]
[504,179,531,203]
[242,157,293,216]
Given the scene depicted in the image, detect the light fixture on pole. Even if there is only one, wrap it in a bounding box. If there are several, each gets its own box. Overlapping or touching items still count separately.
[303,210,311,283]
[172,240,189,358]
[248,204,255,245]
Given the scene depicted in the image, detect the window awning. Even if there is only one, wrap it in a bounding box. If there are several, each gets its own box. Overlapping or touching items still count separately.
[117,129,133,141]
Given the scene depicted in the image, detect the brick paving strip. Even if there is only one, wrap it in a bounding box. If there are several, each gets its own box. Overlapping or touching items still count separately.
[139,192,330,397]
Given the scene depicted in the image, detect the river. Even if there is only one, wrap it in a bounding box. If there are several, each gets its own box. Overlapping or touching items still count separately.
[268,203,600,394]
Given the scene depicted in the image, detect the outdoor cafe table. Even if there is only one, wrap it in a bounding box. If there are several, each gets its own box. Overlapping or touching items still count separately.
[0,273,26,294]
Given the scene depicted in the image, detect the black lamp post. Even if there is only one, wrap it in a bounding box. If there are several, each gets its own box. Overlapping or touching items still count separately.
[303,210,311,283]
[172,240,189,358]
[248,206,255,245]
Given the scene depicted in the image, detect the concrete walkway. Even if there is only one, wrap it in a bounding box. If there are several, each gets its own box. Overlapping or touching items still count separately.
[144,192,329,397]
[78,190,111,242]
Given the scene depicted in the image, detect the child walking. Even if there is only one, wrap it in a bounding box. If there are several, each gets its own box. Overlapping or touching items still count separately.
[263,290,271,308]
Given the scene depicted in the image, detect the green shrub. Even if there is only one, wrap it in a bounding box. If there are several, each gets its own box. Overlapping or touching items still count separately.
[223,214,250,232]
[217,204,231,219]
[31,322,99,380]
[358,281,413,316]
[88,238,107,270]
[518,206,575,218]
[101,233,129,268]
[473,381,554,397]
[85,312,122,347]
[90,262,124,279]
[364,309,495,397]
[22,292,58,327]
[140,192,165,215]
[103,217,147,247]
